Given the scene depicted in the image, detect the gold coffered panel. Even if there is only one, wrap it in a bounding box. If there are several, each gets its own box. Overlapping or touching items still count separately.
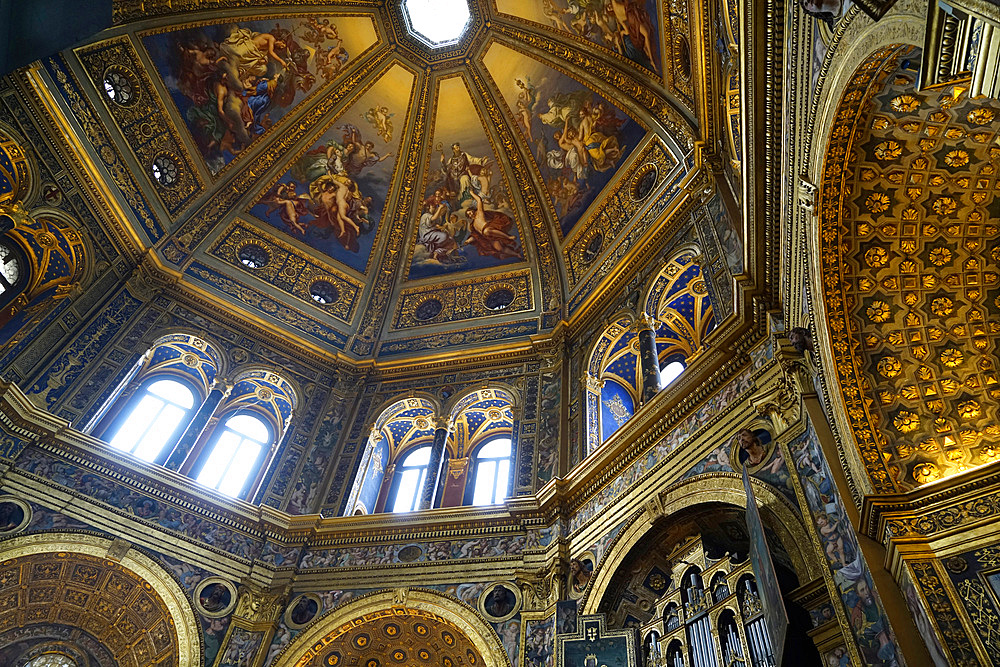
[819,45,1000,493]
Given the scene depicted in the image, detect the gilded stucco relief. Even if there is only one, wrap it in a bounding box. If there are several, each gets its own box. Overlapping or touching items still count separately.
[820,45,1000,492]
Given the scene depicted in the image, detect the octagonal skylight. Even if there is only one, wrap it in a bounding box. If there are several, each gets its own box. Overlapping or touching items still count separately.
[402,0,471,48]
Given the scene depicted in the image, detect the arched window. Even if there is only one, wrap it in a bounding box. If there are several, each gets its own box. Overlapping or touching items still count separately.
[390,446,432,513]
[469,437,512,506]
[0,238,28,314]
[195,412,272,497]
[107,378,197,462]
[660,360,685,387]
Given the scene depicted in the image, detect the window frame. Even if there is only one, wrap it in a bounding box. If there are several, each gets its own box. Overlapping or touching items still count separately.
[99,374,202,465]
[385,444,433,513]
[0,236,29,313]
[191,408,275,499]
[464,436,514,507]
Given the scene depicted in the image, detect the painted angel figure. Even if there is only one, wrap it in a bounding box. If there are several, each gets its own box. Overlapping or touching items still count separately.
[362,106,394,143]
[514,77,540,143]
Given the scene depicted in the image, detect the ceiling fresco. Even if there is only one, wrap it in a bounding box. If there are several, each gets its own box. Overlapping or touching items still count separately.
[494,0,662,75]
[141,15,379,176]
[482,41,647,237]
[407,74,526,279]
[819,46,1000,492]
[61,0,710,360]
[248,63,415,273]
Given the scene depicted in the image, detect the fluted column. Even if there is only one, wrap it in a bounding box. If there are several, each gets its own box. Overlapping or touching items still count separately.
[164,380,232,469]
[418,417,450,510]
[635,313,662,404]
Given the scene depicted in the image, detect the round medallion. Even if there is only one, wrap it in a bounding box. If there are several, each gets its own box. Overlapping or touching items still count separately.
[181,353,200,368]
[582,232,603,263]
[238,244,270,269]
[478,582,520,621]
[35,231,57,248]
[632,164,658,201]
[414,298,443,321]
[102,67,139,106]
[310,280,340,305]
[285,593,321,629]
[0,496,30,534]
[192,578,237,618]
[484,288,515,311]
[256,387,274,401]
[151,154,179,187]
[398,545,424,562]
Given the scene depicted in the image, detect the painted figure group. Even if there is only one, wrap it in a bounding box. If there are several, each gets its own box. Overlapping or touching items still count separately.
[415,142,522,267]
[164,18,349,172]
[264,124,387,252]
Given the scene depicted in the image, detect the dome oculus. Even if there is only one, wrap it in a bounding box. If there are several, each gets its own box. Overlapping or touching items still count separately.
[402,0,471,48]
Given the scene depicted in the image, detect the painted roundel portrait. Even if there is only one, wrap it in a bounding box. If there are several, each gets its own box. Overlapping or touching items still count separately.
[286,593,322,629]
[0,497,29,533]
[194,578,237,617]
[479,582,520,621]
[731,428,775,473]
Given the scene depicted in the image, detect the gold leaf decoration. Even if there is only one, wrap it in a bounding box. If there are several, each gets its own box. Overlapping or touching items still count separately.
[894,411,920,432]
[877,356,902,378]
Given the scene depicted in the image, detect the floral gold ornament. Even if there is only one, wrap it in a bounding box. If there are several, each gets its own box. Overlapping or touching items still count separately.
[894,411,920,433]
[944,150,969,167]
[958,400,981,419]
[940,349,964,367]
[867,301,891,322]
[928,247,952,266]
[930,297,954,316]
[865,247,889,267]
[912,462,941,483]
[877,356,902,378]
[967,108,995,125]
[865,193,891,213]
[890,95,920,112]
[931,196,957,215]
[873,140,903,160]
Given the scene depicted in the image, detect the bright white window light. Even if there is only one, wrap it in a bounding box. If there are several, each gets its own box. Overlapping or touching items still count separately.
[472,438,512,506]
[110,379,194,461]
[392,446,431,512]
[660,360,686,387]
[197,414,270,497]
[402,0,471,48]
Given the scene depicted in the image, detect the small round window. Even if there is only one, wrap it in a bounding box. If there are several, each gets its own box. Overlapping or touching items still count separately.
[151,155,179,187]
[632,165,657,200]
[103,68,137,105]
[414,298,443,321]
[484,288,515,311]
[238,244,270,269]
[310,280,339,305]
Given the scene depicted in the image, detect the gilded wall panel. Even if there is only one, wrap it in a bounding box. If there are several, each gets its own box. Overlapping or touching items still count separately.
[208,220,362,325]
[75,36,202,216]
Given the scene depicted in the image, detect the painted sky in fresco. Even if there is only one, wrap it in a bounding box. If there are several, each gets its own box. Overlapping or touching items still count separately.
[483,43,646,237]
[408,75,525,280]
[143,16,377,174]
[248,64,413,274]
[495,0,661,73]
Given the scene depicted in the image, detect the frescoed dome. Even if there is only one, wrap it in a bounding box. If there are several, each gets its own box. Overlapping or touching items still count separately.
[65,0,706,360]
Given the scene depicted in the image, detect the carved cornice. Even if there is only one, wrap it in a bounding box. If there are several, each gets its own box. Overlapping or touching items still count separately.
[862,461,1000,543]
